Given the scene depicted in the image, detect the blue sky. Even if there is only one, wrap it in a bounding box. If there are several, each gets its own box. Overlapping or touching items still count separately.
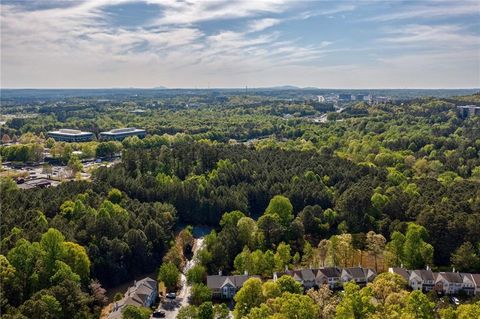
[1,0,479,88]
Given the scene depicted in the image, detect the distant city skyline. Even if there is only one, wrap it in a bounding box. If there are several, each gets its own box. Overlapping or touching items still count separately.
[1,0,479,89]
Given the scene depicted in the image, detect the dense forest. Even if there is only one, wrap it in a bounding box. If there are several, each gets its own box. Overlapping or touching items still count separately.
[93,141,479,268]
[1,93,480,318]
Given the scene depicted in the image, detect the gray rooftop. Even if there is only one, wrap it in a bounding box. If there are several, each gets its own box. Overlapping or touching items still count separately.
[457,105,480,109]
[207,274,259,289]
[100,127,146,135]
[438,272,463,284]
[316,267,341,278]
[343,267,367,279]
[48,129,93,136]
[109,277,156,319]
[390,267,411,281]
[412,269,435,281]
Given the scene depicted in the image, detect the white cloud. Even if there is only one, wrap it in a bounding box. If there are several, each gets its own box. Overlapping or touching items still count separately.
[248,18,281,32]
[1,0,478,88]
[152,0,290,25]
[1,0,331,88]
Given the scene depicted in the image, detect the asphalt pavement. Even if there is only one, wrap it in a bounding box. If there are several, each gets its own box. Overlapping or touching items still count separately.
[155,238,204,319]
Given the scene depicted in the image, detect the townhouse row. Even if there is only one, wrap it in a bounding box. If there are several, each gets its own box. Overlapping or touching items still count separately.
[389,267,480,296]
[207,267,376,300]
[206,266,480,300]
[274,266,376,290]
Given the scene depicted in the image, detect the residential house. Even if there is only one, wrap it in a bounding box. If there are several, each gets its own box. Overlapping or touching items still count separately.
[314,267,342,289]
[275,267,322,289]
[109,277,157,319]
[340,267,376,286]
[435,272,464,295]
[461,273,476,296]
[292,269,316,290]
[472,274,480,295]
[207,273,259,299]
[388,267,411,282]
[409,269,435,292]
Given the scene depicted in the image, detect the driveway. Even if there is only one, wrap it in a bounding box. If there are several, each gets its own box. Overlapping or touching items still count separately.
[155,237,204,319]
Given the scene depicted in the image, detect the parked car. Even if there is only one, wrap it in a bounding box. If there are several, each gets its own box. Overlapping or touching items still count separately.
[450,296,460,306]
[152,310,166,318]
[166,292,176,299]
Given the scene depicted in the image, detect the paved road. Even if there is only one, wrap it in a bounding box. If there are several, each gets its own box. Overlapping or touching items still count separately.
[156,237,204,319]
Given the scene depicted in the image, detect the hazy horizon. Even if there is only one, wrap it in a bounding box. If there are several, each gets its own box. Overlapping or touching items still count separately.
[1,86,479,90]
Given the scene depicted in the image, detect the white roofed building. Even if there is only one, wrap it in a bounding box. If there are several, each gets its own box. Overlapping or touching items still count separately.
[47,129,94,142]
[99,127,146,141]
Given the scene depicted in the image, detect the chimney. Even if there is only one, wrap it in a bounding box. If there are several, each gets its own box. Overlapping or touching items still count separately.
[452,267,455,273]
[244,270,248,276]
[285,265,288,272]
[426,265,430,271]
[401,263,404,269]
[273,272,277,281]
[218,270,222,276]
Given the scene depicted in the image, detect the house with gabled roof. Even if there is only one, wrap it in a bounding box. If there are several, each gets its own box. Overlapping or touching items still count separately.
[207,272,259,299]
[109,277,157,319]
[388,267,411,282]
[409,269,435,292]
[471,274,480,295]
[275,267,342,290]
[314,267,342,290]
[340,267,376,286]
[435,272,464,295]
[461,273,476,296]
[289,269,316,290]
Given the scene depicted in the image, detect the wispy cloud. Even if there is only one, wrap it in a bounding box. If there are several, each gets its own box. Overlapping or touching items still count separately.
[380,24,480,46]
[297,4,356,20]
[367,1,479,21]
[248,18,281,32]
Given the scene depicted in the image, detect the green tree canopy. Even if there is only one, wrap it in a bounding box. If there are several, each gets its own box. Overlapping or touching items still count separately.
[264,195,293,227]
[158,262,180,292]
[233,277,265,319]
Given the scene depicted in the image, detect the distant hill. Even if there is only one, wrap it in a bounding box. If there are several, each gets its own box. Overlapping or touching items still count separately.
[262,85,301,90]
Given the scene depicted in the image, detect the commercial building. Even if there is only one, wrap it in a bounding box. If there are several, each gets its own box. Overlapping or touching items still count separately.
[47,129,94,142]
[457,105,480,118]
[99,127,146,141]
[337,93,352,101]
[354,94,368,101]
